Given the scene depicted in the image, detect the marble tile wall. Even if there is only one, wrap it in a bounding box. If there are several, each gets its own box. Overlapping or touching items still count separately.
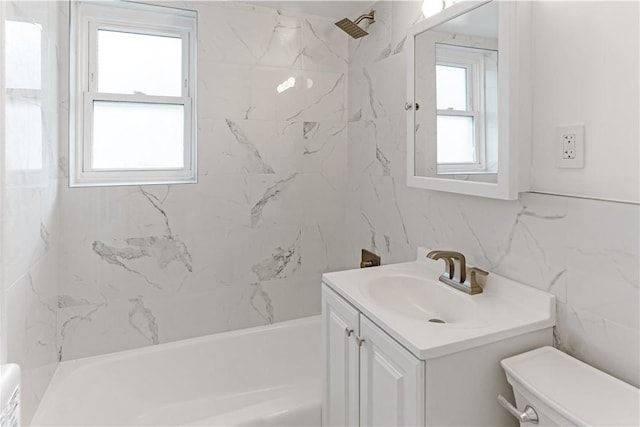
[56,1,349,361]
[1,1,61,424]
[347,1,639,387]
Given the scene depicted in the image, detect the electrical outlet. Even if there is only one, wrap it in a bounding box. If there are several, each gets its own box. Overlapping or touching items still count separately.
[556,125,584,168]
[562,133,575,159]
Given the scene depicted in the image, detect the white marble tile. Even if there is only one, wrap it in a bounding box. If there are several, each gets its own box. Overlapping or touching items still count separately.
[51,0,349,363]
[146,288,255,343]
[348,1,392,70]
[301,16,348,72]
[244,225,303,283]
[292,71,347,123]
[249,173,303,227]
[555,302,640,387]
[201,118,302,177]
[244,67,348,124]
[301,218,348,275]
[160,174,253,231]
[57,300,150,361]
[301,120,348,190]
[197,2,302,68]
[24,253,58,369]
[4,187,45,286]
[349,53,405,122]
[257,274,322,323]
[565,199,639,329]
[6,277,27,365]
[198,63,253,121]
[390,1,424,56]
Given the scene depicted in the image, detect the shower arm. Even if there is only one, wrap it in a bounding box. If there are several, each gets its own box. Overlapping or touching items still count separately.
[354,12,375,25]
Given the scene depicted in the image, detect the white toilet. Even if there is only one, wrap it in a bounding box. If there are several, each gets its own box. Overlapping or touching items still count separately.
[500,346,640,426]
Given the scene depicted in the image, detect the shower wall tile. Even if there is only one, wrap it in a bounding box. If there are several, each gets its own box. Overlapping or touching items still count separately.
[347,1,640,387]
[195,2,303,68]
[301,16,348,72]
[1,1,62,423]
[56,1,349,361]
[348,1,392,71]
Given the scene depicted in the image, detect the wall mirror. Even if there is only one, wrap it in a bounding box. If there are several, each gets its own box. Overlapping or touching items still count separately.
[407,0,529,200]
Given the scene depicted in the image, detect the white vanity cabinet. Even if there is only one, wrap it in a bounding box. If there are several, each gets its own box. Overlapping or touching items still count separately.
[321,249,556,426]
[322,285,425,427]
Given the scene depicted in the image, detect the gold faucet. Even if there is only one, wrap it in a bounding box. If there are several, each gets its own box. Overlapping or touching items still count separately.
[426,250,488,295]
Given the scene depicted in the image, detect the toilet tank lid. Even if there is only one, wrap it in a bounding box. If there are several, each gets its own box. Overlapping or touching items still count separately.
[501,347,639,427]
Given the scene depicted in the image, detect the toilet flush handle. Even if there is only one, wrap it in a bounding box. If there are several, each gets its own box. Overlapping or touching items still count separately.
[497,395,539,424]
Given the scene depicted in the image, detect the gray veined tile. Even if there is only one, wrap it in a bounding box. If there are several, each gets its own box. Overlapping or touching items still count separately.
[250,173,298,226]
[57,303,108,362]
[250,283,275,324]
[128,297,159,345]
[375,146,391,176]
[225,119,276,174]
[251,230,302,281]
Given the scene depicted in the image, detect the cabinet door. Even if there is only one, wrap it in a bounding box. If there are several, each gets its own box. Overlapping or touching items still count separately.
[322,285,360,426]
[359,316,425,427]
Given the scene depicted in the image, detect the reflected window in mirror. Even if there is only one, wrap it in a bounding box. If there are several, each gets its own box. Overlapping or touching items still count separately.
[4,19,45,175]
[407,0,528,199]
[435,43,497,175]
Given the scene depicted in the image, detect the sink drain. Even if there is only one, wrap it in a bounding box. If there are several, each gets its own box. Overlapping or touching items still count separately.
[428,318,446,324]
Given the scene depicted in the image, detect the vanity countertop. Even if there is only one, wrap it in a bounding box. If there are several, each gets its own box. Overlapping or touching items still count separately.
[322,248,556,360]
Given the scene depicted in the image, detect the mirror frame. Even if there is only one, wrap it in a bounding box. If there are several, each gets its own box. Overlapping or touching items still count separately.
[407,0,530,200]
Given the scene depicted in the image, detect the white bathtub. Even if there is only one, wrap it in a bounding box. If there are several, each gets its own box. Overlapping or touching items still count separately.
[31,316,321,426]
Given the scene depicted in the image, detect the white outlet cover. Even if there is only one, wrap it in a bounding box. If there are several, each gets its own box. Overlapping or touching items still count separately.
[556,125,585,169]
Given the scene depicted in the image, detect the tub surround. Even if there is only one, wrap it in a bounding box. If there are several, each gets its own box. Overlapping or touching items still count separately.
[56,1,349,361]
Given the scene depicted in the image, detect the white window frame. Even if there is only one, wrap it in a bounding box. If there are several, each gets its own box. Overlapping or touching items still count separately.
[70,1,197,187]
[435,43,487,174]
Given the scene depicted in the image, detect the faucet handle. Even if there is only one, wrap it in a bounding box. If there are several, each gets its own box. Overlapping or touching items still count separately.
[469,267,489,292]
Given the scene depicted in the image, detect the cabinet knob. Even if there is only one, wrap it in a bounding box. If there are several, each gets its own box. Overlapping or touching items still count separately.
[345,327,354,337]
[356,336,365,347]
[404,102,420,111]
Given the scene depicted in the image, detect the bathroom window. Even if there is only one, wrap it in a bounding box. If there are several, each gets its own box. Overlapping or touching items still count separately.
[70,1,197,187]
[435,43,497,174]
[4,19,46,184]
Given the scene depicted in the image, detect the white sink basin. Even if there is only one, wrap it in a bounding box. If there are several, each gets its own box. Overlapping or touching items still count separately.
[322,247,556,359]
[362,274,477,324]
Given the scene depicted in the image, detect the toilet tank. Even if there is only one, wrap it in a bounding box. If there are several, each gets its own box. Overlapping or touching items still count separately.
[501,347,639,427]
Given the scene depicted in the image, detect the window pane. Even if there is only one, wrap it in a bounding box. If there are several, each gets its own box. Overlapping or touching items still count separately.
[97,30,182,96]
[437,115,475,164]
[5,98,43,170]
[92,101,184,169]
[5,21,42,90]
[436,65,468,110]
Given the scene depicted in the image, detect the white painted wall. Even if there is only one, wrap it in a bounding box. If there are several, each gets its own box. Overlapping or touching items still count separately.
[530,1,639,203]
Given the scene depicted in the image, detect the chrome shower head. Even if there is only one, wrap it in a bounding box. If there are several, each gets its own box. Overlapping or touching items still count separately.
[334,11,375,39]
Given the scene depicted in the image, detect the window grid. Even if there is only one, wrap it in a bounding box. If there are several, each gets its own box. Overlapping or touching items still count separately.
[70,1,197,187]
[435,44,487,174]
